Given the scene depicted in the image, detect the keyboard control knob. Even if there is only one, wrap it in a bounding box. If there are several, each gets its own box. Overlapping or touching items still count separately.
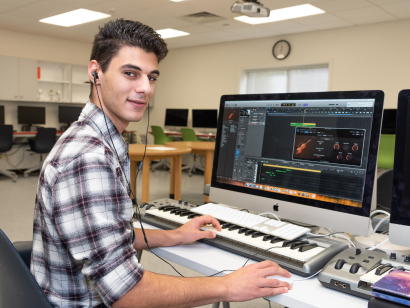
[405,255,410,263]
[355,248,361,255]
[390,253,397,260]
[184,201,188,206]
[178,199,182,205]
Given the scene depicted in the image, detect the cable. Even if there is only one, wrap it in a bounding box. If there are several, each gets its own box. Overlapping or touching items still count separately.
[258,212,281,222]
[305,232,344,239]
[293,269,322,281]
[368,237,390,251]
[373,214,390,234]
[331,234,355,247]
[5,144,26,168]
[239,209,249,213]
[370,210,390,217]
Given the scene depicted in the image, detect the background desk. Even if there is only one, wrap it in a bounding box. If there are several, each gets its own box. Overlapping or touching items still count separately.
[149,131,217,139]
[165,141,216,203]
[128,144,191,203]
[136,222,368,308]
[13,131,64,138]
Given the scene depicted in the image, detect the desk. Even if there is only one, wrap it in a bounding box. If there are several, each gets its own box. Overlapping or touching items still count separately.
[165,141,216,203]
[136,222,368,308]
[13,131,64,137]
[128,144,191,203]
[149,131,217,139]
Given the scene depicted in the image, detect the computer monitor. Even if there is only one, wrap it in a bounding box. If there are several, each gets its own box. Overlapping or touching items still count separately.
[0,106,4,125]
[18,106,45,129]
[58,106,83,125]
[192,109,218,129]
[381,109,397,134]
[210,91,384,236]
[164,109,188,127]
[390,90,410,246]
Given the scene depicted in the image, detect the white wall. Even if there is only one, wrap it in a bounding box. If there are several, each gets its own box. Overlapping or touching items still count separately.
[140,18,410,143]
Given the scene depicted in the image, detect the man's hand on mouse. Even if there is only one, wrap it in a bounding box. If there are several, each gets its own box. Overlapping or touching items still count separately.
[221,260,292,302]
[173,215,221,245]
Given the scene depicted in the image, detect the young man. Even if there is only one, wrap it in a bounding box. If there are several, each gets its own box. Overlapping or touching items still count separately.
[31,19,292,308]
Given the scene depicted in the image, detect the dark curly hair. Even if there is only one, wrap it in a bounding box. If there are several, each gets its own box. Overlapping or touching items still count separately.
[89,19,168,98]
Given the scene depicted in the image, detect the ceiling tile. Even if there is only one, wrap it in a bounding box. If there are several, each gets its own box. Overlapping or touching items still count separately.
[141,3,203,19]
[176,24,216,34]
[5,0,77,22]
[200,30,238,38]
[225,26,273,35]
[0,0,38,7]
[310,20,354,30]
[275,26,314,35]
[367,0,406,5]
[83,1,140,15]
[296,13,346,26]
[0,3,17,14]
[257,20,306,31]
[333,6,395,19]
[313,0,373,13]
[203,19,247,30]
[348,14,398,25]
[49,0,107,7]
[115,0,170,11]
[0,13,32,29]
[260,0,306,10]
[380,1,410,15]
[147,18,194,30]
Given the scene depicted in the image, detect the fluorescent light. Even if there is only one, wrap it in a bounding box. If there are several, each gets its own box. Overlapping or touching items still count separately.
[156,28,190,39]
[234,4,325,25]
[170,0,186,2]
[40,9,110,27]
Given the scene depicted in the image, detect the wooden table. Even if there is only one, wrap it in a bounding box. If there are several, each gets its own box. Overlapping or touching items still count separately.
[128,144,191,203]
[165,141,216,203]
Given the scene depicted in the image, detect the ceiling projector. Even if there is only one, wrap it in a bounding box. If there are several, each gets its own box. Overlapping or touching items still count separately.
[231,0,270,18]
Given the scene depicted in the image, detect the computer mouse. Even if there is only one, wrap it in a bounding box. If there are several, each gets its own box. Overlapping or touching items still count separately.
[266,275,293,285]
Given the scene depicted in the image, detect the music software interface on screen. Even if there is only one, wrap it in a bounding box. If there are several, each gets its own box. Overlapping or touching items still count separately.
[216,99,375,208]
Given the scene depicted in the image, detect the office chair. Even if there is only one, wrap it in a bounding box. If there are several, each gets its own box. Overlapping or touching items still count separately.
[150,125,174,171]
[181,128,205,176]
[24,128,57,178]
[0,229,52,308]
[377,134,395,169]
[0,124,18,182]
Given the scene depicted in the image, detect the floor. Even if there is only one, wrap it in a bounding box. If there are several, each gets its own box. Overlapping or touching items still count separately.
[0,168,284,308]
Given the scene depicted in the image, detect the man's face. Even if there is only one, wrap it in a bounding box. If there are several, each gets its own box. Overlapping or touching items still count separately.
[96,45,159,129]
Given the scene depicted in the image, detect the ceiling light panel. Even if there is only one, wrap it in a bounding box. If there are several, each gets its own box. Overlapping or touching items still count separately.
[235,4,325,25]
[156,28,190,39]
[40,9,110,27]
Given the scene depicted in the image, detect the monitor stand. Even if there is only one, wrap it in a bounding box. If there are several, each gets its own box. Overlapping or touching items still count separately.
[21,124,32,132]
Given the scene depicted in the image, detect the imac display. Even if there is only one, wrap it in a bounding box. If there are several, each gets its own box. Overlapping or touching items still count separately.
[59,106,83,125]
[18,106,45,130]
[0,106,4,125]
[192,109,218,128]
[210,91,384,235]
[164,109,188,127]
[390,90,410,246]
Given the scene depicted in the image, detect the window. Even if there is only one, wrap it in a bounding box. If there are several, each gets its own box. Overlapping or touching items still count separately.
[246,65,329,94]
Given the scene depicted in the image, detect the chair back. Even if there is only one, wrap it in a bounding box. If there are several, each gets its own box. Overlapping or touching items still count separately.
[377,169,394,212]
[31,128,57,153]
[151,126,173,144]
[377,134,395,169]
[0,124,13,153]
[181,128,200,142]
[0,229,52,308]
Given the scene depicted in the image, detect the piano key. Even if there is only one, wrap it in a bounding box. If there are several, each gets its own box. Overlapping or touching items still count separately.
[251,232,265,238]
[228,225,241,231]
[298,243,318,252]
[263,235,274,242]
[290,242,309,249]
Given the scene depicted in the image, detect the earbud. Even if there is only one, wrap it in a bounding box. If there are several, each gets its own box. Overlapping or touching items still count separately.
[92,71,99,82]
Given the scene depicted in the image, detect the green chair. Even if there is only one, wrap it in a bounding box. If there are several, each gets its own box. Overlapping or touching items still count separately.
[150,126,173,171]
[181,128,205,176]
[377,134,395,170]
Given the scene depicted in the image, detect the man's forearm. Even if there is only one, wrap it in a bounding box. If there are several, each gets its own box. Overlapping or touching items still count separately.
[133,228,182,250]
[112,271,227,308]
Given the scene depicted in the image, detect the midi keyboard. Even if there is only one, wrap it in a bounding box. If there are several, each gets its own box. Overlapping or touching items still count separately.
[137,198,348,277]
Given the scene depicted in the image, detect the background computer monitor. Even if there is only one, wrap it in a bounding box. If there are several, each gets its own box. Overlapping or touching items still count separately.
[18,106,45,127]
[381,109,397,134]
[192,109,218,129]
[164,109,188,127]
[210,90,384,236]
[0,106,4,125]
[390,90,410,246]
[59,106,83,125]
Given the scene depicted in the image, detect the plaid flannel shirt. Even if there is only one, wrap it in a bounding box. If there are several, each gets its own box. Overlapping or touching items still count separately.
[31,102,143,308]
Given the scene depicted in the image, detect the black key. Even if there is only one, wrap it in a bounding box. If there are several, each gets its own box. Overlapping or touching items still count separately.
[163,206,178,212]
[188,213,200,219]
[363,260,369,263]
[270,237,283,244]
[170,208,182,214]
[290,241,308,250]
[158,205,174,211]
[228,225,241,231]
[282,239,302,247]
[179,212,191,217]
[244,230,256,236]
[221,223,233,229]
[263,235,274,242]
[299,244,318,252]
[173,209,188,215]
[283,240,303,247]
[238,227,249,234]
[375,264,393,276]
[252,232,265,238]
